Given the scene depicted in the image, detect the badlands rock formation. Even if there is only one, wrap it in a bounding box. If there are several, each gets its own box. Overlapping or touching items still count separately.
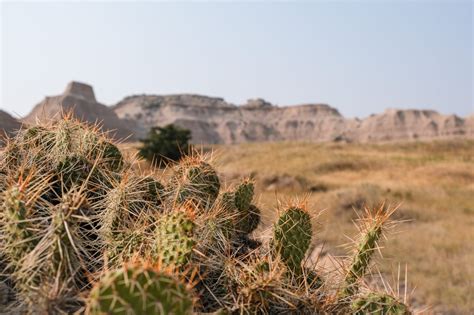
[0,110,21,140]
[9,81,473,144]
[114,94,472,144]
[114,94,359,143]
[466,115,474,137]
[349,109,467,141]
[23,82,135,140]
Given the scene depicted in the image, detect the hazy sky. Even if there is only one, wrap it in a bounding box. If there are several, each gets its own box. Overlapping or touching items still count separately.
[1,1,472,118]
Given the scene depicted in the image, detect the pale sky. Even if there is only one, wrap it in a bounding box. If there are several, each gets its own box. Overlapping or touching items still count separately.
[1,1,473,118]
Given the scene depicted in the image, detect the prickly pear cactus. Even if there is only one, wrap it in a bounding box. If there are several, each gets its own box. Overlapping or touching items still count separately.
[351,293,411,315]
[0,118,126,312]
[236,204,261,236]
[233,180,254,212]
[0,184,36,267]
[272,207,312,273]
[0,116,415,314]
[152,210,195,267]
[101,175,157,241]
[8,190,102,312]
[143,176,165,206]
[87,264,193,315]
[56,154,96,191]
[168,157,220,209]
[232,180,261,236]
[340,207,391,298]
[99,140,124,172]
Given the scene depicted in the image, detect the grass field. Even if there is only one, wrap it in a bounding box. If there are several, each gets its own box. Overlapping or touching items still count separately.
[123,139,474,314]
[209,140,474,314]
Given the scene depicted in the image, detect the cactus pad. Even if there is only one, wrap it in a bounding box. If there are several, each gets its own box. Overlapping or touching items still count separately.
[0,185,36,264]
[236,204,261,235]
[87,264,193,315]
[233,180,254,211]
[143,177,165,206]
[272,207,312,272]
[351,293,411,315]
[153,211,195,267]
[341,208,387,297]
[100,141,124,172]
[168,160,220,209]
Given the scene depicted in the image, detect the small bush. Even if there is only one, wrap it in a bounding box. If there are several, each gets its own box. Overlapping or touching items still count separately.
[139,124,191,165]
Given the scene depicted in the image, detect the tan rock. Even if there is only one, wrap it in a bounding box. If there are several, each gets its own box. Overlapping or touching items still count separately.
[23,82,135,140]
[0,110,21,141]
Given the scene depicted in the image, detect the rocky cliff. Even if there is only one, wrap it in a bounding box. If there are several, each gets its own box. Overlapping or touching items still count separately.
[16,81,474,144]
[113,94,357,143]
[0,110,21,141]
[114,94,472,143]
[23,82,135,140]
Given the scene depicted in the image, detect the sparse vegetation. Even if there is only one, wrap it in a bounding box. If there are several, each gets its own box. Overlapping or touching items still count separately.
[139,124,191,166]
[0,117,416,314]
[211,140,474,313]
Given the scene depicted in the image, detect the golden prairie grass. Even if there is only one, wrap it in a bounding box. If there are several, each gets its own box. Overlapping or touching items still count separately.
[123,139,474,314]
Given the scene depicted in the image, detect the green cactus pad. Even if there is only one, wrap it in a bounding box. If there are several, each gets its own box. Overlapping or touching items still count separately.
[233,180,254,211]
[21,126,55,150]
[56,154,94,184]
[100,141,124,172]
[168,160,220,209]
[143,177,165,206]
[236,204,261,236]
[351,293,411,315]
[101,177,151,247]
[220,191,236,212]
[153,211,195,267]
[0,186,36,264]
[341,220,384,297]
[87,265,193,315]
[272,207,312,272]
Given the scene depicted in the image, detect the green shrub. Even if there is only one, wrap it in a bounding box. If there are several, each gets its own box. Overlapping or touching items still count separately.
[139,124,191,165]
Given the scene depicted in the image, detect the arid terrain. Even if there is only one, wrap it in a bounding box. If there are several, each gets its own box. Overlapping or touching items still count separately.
[2,81,472,144]
[120,139,474,314]
[1,82,473,313]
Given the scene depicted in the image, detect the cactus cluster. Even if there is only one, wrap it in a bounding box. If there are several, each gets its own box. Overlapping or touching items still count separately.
[0,117,413,314]
[272,206,312,274]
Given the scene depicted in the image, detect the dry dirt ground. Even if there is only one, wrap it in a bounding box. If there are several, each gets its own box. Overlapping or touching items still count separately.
[122,140,474,314]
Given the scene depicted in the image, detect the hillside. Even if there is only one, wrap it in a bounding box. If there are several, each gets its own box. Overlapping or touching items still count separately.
[114,94,351,143]
[23,82,135,140]
[212,140,474,314]
[17,81,474,143]
[114,93,472,144]
[0,110,21,141]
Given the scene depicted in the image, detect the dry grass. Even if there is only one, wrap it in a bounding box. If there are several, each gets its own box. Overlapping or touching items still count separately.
[123,140,474,314]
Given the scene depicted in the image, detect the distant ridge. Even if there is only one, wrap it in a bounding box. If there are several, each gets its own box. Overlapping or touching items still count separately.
[114,93,471,143]
[13,81,474,144]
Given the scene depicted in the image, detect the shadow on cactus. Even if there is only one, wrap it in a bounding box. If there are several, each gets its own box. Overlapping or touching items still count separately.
[0,116,415,314]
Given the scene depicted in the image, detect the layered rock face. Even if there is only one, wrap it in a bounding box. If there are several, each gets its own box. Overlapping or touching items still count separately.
[17,81,474,144]
[23,82,135,140]
[114,94,472,144]
[350,109,468,142]
[114,95,361,143]
[0,110,21,140]
[466,115,474,137]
